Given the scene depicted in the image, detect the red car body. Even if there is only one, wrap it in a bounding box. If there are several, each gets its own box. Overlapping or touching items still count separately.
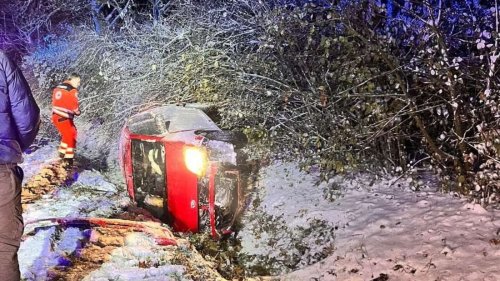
[119,105,243,237]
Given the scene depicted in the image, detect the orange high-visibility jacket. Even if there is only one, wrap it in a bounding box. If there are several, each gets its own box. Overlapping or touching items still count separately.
[52,82,79,119]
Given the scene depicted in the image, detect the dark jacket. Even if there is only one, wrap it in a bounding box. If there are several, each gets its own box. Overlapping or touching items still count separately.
[0,51,40,164]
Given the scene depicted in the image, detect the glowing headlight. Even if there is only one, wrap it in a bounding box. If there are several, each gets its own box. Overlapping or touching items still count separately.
[184,146,208,177]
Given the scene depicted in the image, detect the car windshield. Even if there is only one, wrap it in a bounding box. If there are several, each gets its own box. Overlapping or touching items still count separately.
[127,105,220,135]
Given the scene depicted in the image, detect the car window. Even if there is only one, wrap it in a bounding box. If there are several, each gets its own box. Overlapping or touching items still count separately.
[127,113,168,135]
[167,110,219,132]
[128,106,220,135]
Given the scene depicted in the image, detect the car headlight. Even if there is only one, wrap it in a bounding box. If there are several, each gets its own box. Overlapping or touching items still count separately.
[184,146,208,177]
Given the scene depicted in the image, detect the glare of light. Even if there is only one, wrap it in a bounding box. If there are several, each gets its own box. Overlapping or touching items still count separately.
[184,146,208,177]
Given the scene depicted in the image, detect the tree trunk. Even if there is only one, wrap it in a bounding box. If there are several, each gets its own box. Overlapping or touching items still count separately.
[89,0,102,35]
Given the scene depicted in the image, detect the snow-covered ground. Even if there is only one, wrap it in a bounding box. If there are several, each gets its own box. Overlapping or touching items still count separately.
[20,141,60,181]
[239,163,340,275]
[240,162,500,281]
[22,170,129,229]
[19,144,500,280]
[82,233,187,281]
[19,144,130,280]
[18,144,222,281]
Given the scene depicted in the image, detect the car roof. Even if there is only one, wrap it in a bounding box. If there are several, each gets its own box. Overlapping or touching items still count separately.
[127,105,220,136]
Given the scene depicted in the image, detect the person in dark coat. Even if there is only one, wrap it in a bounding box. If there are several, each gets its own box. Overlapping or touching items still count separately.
[0,50,40,280]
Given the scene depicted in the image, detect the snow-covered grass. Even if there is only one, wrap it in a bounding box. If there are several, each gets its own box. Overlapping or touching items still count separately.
[240,161,500,280]
[22,170,130,234]
[20,141,60,181]
[286,177,500,281]
[239,162,341,275]
[20,227,85,280]
[18,145,129,280]
[83,233,187,281]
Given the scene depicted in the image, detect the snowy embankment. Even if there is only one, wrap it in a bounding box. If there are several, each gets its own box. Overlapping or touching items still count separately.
[19,144,500,280]
[241,162,500,281]
[18,144,223,281]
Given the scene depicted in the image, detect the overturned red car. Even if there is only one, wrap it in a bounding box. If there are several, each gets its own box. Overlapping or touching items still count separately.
[119,105,246,238]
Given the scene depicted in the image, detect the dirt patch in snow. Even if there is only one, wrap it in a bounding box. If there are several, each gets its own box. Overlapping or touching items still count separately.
[111,205,163,223]
[21,161,71,206]
[51,227,128,281]
[23,220,226,281]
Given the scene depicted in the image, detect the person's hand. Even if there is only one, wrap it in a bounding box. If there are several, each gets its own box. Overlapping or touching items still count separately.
[74,109,81,116]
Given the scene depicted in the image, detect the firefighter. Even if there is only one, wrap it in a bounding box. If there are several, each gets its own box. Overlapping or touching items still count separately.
[51,73,81,166]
